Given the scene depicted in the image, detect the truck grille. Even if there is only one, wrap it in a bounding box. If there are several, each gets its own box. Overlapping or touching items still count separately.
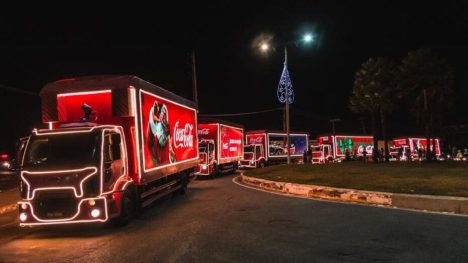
[33,190,78,219]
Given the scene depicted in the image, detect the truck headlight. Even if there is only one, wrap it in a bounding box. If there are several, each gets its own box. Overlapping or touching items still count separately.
[91,209,101,218]
[19,212,27,222]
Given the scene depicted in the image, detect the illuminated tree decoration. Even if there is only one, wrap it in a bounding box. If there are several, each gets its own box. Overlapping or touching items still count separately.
[277,65,294,104]
[338,138,353,153]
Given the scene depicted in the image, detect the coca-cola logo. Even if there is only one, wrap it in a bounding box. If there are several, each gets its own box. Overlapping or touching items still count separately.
[174,121,194,149]
[248,137,263,144]
[198,128,209,135]
[229,139,242,145]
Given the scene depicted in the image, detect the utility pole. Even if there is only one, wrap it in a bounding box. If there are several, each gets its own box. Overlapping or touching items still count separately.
[284,46,291,165]
[359,116,367,134]
[329,118,341,136]
[191,51,198,107]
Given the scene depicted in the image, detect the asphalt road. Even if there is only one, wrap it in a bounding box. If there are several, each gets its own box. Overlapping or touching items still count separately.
[1,173,468,262]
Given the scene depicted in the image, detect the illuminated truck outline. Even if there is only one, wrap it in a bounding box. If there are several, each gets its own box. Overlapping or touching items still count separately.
[312,134,374,163]
[195,119,244,177]
[240,130,309,168]
[390,137,441,160]
[18,75,198,226]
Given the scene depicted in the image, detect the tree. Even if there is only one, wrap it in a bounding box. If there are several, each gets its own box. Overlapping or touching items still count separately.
[397,49,454,162]
[350,57,397,163]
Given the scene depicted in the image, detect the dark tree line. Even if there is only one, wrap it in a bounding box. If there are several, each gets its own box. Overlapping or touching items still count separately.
[349,48,454,163]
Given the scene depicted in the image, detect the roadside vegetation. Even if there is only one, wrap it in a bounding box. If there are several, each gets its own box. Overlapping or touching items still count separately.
[243,162,468,197]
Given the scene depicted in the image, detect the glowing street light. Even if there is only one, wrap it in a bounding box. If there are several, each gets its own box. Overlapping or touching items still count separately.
[303,33,313,43]
[260,43,270,52]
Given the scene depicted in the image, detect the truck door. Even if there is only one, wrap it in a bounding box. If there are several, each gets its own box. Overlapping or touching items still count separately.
[256,145,263,159]
[102,130,125,193]
[16,137,29,169]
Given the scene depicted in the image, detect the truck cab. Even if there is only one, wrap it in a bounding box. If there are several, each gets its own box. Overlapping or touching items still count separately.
[195,139,216,176]
[239,144,265,168]
[18,75,199,227]
[311,144,333,164]
[19,124,130,225]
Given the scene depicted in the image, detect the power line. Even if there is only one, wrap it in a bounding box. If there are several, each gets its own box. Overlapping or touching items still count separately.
[0,84,38,97]
[199,107,283,117]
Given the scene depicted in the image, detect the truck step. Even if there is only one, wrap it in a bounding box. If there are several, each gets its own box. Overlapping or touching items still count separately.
[141,184,182,208]
[140,180,178,199]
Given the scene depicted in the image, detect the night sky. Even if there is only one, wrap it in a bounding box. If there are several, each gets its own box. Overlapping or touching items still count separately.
[1,1,468,153]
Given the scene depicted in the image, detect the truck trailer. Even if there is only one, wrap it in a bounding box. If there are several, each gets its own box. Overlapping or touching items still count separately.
[390,137,441,160]
[18,75,199,226]
[312,134,374,163]
[239,130,309,168]
[195,118,244,177]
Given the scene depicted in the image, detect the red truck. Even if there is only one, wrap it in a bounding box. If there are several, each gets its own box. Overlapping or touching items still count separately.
[195,118,244,177]
[239,130,309,168]
[17,75,199,226]
[390,137,441,160]
[312,134,374,163]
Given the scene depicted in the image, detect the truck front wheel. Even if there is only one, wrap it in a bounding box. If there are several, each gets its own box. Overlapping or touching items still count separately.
[259,160,266,168]
[211,164,219,179]
[114,188,136,226]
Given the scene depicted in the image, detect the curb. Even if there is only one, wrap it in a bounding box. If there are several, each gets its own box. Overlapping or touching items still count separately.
[0,204,17,216]
[240,174,468,215]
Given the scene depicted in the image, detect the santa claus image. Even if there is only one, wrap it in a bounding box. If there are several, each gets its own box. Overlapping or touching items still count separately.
[147,100,176,165]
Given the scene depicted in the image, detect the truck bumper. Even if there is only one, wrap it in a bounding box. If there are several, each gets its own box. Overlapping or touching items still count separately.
[194,164,211,176]
[239,160,256,168]
[18,197,109,226]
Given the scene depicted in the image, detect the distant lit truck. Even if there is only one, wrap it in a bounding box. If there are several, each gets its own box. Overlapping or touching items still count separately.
[390,137,441,160]
[312,134,374,163]
[239,130,309,168]
[195,119,244,177]
[18,75,199,226]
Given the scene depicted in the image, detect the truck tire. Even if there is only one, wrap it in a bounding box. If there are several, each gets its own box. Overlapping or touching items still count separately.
[212,164,219,179]
[259,160,266,168]
[232,162,238,174]
[178,172,188,195]
[114,187,136,226]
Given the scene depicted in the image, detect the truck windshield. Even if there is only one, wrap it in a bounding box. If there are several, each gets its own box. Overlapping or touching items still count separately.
[24,132,100,170]
[244,145,254,152]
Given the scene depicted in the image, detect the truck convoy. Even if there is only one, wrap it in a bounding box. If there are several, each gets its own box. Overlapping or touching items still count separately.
[239,130,309,168]
[18,75,199,226]
[14,75,450,227]
[312,134,374,163]
[195,118,244,177]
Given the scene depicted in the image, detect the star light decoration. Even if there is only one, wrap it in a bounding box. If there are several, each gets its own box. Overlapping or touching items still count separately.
[277,64,294,104]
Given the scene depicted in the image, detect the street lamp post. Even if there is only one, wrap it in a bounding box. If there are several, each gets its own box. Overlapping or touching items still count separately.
[284,46,291,164]
[259,33,314,165]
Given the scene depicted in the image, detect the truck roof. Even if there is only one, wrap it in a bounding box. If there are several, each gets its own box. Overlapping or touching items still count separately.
[40,75,197,122]
[198,117,244,129]
[33,124,118,135]
[246,130,309,135]
[317,133,373,138]
[392,136,440,140]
